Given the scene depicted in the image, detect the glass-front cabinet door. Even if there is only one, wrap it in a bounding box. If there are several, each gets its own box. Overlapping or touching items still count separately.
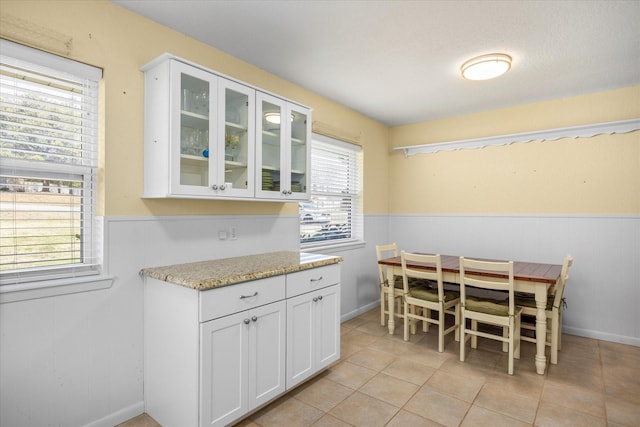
[216,79,255,198]
[287,103,310,200]
[256,92,310,200]
[170,61,218,196]
[256,93,285,199]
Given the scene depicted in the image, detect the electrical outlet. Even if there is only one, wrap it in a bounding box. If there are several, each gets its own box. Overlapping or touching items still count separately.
[230,226,237,240]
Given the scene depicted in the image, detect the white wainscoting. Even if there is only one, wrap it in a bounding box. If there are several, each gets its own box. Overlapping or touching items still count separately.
[1,215,300,427]
[388,214,640,346]
[3,212,635,426]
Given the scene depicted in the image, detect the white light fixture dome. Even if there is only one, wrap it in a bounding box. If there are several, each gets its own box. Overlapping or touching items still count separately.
[264,112,294,124]
[461,53,512,81]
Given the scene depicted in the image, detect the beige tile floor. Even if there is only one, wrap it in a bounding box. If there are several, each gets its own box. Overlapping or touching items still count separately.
[120,308,640,427]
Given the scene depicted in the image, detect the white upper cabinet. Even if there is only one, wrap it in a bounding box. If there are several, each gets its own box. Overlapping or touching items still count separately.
[256,93,311,200]
[141,54,310,201]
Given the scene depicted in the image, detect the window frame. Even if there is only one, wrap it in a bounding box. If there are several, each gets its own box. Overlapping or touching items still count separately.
[299,133,363,250]
[0,39,107,295]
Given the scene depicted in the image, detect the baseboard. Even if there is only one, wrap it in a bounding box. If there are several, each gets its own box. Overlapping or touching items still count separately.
[341,301,380,323]
[563,326,640,347]
[83,401,145,427]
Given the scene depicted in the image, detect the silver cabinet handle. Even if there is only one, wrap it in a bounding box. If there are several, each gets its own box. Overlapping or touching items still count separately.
[318,295,323,301]
[251,316,258,322]
[219,184,226,190]
[313,297,318,302]
[310,276,323,282]
[243,318,250,324]
[240,292,258,299]
[211,184,218,190]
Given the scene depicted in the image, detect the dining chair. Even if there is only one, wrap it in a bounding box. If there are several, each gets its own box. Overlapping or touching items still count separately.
[376,243,404,327]
[516,254,573,364]
[459,256,522,375]
[401,251,460,352]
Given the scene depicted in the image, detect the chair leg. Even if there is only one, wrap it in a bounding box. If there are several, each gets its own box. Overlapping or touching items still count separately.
[471,320,478,349]
[454,305,460,342]
[410,305,417,335]
[515,315,521,360]
[460,316,466,362]
[438,309,445,353]
[557,310,563,351]
[502,326,508,353]
[380,289,386,326]
[551,313,559,364]
[403,301,410,342]
[508,326,514,376]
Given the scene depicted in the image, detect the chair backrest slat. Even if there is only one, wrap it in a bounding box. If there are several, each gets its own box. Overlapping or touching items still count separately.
[552,254,573,310]
[401,251,444,300]
[460,256,515,315]
[376,243,398,287]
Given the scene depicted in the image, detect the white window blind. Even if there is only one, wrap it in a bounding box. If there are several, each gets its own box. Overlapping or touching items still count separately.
[0,40,102,284]
[300,133,363,246]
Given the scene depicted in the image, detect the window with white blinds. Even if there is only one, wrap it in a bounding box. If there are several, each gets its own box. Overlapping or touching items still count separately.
[0,39,102,284]
[300,133,363,246]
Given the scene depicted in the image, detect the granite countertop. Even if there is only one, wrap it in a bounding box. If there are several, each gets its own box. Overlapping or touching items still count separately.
[140,251,342,291]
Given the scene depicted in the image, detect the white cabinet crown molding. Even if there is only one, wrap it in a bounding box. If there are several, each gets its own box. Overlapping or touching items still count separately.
[394,118,640,157]
[140,52,310,109]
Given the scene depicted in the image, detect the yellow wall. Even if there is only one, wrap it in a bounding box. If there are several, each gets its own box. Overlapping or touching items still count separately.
[0,0,390,216]
[2,1,638,218]
[389,87,640,215]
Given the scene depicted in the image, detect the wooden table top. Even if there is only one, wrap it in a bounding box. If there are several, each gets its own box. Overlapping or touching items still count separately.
[378,254,562,285]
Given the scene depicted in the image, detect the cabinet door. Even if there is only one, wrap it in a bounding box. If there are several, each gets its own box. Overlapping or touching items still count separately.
[215,78,255,198]
[200,311,248,427]
[256,92,287,199]
[286,103,311,200]
[286,285,341,389]
[248,301,286,409]
[286,292,314,389]
[170,60,218,196]
[315,284,341,369]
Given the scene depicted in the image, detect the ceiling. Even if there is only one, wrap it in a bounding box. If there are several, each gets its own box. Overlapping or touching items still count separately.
[112,0,640,127]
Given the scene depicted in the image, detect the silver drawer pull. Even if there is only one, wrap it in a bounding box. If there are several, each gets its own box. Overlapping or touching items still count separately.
[243,318,250,325]
[240,292,258,299]
[310,276,323,283]
[251,316,258,322]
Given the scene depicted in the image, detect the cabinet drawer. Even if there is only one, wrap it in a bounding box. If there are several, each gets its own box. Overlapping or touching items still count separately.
[200,275,285,322]
[286,264,340,298]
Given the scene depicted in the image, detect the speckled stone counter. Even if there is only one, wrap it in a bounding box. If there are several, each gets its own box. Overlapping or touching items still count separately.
[140,251,342,291]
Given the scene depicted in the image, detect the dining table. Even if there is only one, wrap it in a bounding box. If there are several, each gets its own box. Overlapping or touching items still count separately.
[377,254,562,375]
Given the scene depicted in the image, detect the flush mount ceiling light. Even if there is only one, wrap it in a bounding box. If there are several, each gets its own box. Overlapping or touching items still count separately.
[264,112,294,124]
[461,53,512,81]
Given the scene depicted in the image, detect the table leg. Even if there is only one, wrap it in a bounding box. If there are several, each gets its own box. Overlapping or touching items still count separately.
[534,286,548,374]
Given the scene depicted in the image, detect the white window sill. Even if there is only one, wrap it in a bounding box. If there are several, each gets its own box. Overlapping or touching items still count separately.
[301,240,366,253]
[0,275,114,304]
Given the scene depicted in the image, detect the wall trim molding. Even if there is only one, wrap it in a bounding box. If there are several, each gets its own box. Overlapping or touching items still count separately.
[563,326,640,348]
[394,118,640,156]
[388,213,640,220]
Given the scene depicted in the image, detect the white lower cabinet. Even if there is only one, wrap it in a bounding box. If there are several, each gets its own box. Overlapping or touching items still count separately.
[200,301,285,427]
[144,263,340,427]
